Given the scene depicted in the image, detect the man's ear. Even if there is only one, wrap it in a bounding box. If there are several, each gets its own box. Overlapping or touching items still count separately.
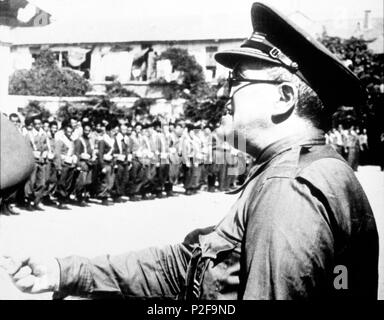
[271,82,297,123]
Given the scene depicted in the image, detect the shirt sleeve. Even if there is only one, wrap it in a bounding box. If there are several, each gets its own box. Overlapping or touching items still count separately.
[55,243,191,299]
[242,177,335,300]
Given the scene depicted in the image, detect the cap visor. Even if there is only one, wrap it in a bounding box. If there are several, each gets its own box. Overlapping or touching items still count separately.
[215,48,279,69]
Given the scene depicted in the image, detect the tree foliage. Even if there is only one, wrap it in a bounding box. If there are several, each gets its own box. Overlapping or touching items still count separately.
[155,47,228,125]
[320,35,384,164]
[320,36,384,130]
[9,49,91,96]
[131,98,156,116]
[158,47,205,93]
[19,100,51,120]
[105,81,141,98]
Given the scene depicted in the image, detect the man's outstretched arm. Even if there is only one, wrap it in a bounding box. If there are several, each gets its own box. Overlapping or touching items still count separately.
[1,244,190,299]
[55,244,191,299]
[0,227,216,299]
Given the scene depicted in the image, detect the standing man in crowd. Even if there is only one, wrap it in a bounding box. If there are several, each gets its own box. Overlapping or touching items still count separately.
[111,123,129,203]
[333,125,344,156]
[168,122,183,187]
[73,122,95,206]
[1,2,379,300]
[8,113,22,133]
[55,125,76,210]
[157,122,173,197]
[358,128,369,165]
[346,126,360,171]
[182,123,199,195]
[95,123,116,206]
[213,124,229,192]
[23,116,49,211]
[41,121,61,208]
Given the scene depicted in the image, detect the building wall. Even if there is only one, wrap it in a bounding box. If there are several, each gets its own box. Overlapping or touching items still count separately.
[0,26,12,114]
[10,38,243,86]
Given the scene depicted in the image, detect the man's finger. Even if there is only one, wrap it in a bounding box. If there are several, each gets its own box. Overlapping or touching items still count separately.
[12,266,32,281]
[15,275,36,292]
[0,256,24,275]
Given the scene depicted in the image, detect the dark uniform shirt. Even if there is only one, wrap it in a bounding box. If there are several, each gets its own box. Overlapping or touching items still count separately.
[54,130,378,300]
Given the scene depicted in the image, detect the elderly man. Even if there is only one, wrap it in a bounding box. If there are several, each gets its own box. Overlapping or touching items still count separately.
[1,2,378,300]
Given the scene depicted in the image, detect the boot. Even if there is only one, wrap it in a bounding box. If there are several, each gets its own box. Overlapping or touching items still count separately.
[0,203,10,216]
[76,200,89,207]
[166,191,175,197]
[129,195,142,202]
[112,197,125,203]
[57,201,70,210]
[142,193,156,200]
[42,196,57,207]
[33,203,45,211]
[5,204,20,216]
[101,198,111,206]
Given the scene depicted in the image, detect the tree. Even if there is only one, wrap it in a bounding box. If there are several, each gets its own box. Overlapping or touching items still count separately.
[9,49,91,97]
[105,81,141,98]
[320,35,384,164]
[19,100,51,120]
[156,47,206,96]
[131,98,156,117]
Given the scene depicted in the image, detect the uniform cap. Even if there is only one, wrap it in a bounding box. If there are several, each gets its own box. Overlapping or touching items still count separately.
[214,2,366,112]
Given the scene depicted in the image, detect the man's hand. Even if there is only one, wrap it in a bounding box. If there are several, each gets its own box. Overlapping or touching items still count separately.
[0,256,60,294]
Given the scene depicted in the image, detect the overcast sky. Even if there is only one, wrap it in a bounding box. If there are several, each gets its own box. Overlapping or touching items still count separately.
[30,0,383,22]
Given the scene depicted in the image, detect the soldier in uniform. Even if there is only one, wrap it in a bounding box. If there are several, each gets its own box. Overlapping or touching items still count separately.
[133,123,156,200]
[200,124,213,191]
[181,123,202,195]
[2,3,379,300]
[23,116,49,211]
[73,122,95,206]
[55,125,77,210]
[158,123,174,197]
[346,126,360,171]
[125,123,145,201]
[168,122,183,187]
[95,122,116,206]
[213,125,229,192]
[153,121,172,198]
[111,123,129,203]
[8,113,22,132]
[41,121,61,207]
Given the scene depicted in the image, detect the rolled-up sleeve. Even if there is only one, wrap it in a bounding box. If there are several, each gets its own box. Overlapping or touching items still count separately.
[55,244,191,299]
[243,177,335,300]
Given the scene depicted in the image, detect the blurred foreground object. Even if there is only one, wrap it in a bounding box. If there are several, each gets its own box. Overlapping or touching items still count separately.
[0,113,34,197]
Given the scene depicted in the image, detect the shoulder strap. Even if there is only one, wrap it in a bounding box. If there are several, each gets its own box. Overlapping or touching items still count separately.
[298,144,346,171]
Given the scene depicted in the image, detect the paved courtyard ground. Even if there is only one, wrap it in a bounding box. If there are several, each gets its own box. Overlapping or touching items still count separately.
[0,165,383,300]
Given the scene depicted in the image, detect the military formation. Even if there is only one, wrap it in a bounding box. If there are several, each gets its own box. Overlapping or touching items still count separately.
[1,112,254,215]
[325,125,369,171]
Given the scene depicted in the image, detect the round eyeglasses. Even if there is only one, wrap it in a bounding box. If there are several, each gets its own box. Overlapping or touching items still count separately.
[225,71,284,96]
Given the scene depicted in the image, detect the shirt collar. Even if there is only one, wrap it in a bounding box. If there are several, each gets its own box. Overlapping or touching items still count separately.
[255,128,325,164]
[227,128,325,195]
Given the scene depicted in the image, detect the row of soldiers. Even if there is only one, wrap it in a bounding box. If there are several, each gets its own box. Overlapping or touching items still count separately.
[1,113,254,215]
[325,125,369,171]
